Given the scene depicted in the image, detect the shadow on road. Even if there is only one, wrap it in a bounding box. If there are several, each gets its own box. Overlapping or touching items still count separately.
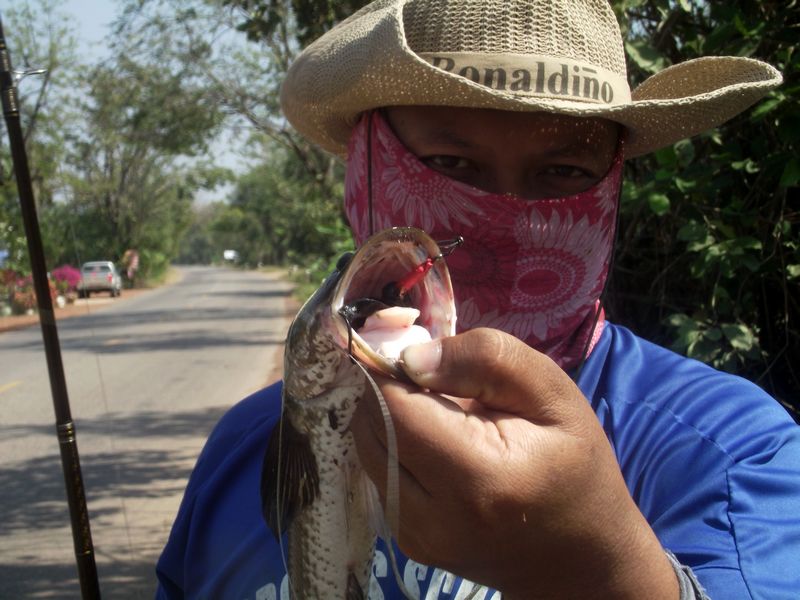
[0,406,231,600]
[3,305,292,354]
[1,406,228,534]
[1,406,230,445]
[203,288,293,299]
[0,560,156,600]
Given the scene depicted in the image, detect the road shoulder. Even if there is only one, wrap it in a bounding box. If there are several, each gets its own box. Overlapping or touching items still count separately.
[0,288,156,334]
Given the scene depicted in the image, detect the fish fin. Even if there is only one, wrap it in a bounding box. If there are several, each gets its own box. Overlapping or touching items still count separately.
[346,572,366,600]
[362,473,387,539]
[260,414,320,539]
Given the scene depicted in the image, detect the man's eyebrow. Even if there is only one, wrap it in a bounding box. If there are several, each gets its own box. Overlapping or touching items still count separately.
[546,140,604,158]
[541,135,619,162]
[408,127,475,149]
[402,123,618,161]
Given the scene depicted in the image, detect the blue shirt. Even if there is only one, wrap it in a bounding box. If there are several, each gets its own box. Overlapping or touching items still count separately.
[156,323,800,599]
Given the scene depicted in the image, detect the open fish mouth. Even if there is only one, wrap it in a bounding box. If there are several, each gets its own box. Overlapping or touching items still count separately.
[329,227,459,380]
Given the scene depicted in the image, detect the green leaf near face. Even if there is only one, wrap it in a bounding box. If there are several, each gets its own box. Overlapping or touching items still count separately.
[624,39,668,74]
[647,192,670,215]
[721,323,757,351]
[780,158,800,188]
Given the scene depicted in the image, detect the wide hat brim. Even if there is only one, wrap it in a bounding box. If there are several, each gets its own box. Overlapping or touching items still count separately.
[280,1,782,158]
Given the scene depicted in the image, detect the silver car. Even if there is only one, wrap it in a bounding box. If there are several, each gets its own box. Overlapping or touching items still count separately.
[77,261,122,298]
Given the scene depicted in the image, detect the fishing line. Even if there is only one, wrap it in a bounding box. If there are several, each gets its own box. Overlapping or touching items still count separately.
[353,360,415,600]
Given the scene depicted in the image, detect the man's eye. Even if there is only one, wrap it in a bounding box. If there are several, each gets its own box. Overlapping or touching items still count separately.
[423,155,471,170]
[543,165,593,178]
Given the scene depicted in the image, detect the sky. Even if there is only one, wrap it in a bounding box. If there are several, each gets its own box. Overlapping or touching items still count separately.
[62,0,119,58]
[0,0,119,60]
[61,0,118,55]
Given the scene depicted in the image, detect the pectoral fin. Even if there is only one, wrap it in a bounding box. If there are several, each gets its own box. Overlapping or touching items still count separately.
[346,572,365,600]
[260,414,320,539]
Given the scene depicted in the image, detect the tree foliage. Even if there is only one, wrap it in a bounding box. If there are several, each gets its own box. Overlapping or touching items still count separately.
[0,0,79,272]
[1,0,227,285]
[114,0,345,200]
[225,0,369,46]
[607,0,799,415]
[200,140,349,270]
[58,53,224,275]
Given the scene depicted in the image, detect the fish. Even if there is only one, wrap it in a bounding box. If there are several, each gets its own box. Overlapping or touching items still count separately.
[260,227,459,599]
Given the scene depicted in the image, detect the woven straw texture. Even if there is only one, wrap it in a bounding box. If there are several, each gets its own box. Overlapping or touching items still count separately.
[280,0,782,158]
[403,0,626,75]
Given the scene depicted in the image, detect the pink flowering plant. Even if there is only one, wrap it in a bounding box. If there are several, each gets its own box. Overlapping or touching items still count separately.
[1,268,15,296]
[11,275,36,313]
[0,268,16,314]
[52,265,81,295]
[7,274,57,314]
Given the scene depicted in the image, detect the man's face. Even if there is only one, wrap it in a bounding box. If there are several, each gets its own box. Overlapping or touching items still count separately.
[385,106,620,200]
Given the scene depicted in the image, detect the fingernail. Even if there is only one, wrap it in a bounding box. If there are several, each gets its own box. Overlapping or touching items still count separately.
[401,340,442,375]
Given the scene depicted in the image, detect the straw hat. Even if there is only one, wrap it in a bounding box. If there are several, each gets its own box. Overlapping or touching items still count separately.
[280,0,782,158]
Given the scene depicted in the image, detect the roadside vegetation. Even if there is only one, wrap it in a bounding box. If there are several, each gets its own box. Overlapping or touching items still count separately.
[0,0,796,414]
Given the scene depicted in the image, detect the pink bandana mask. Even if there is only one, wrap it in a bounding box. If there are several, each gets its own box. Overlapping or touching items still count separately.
[344,111,623,371]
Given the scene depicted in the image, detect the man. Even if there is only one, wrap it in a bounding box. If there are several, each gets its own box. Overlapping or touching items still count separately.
[156,1,799,598]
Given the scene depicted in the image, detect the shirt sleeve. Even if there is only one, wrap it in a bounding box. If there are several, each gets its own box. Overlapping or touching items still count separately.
[154,383,283,599]
[581,324,800,599]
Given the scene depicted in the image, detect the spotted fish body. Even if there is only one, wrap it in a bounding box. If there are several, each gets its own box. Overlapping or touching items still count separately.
[261,227,457,599]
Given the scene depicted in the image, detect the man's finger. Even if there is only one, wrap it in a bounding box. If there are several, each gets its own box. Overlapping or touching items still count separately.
[400,327,582,423]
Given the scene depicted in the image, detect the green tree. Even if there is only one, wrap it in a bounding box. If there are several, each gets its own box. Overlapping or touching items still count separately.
[114,0,354,199]
[0,0,80,272]
[225,0,370,46]
[210,205,265,266]
[177,202,225,265]
[59,52,225,280]
[117,0,357,282]
[608,0,799,415]
[202,140,349,268]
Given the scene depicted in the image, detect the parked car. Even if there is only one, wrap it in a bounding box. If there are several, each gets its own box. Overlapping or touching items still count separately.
[77,261,122,298]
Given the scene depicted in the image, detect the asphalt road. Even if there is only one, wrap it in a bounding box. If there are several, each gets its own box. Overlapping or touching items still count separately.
[0,265,295,599]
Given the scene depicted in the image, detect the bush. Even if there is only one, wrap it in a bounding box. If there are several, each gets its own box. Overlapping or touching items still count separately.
[137,249,170,285]
[51,264,81,294]
[5,273,58,315]
[606,0,800,419]
[11,287,36,314]
[1,268,15,299]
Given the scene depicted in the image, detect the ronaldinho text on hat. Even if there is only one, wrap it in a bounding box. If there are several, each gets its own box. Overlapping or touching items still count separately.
[423,53,623,104]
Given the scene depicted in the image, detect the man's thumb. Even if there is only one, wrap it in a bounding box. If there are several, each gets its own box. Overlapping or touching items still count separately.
[399,327,574,421]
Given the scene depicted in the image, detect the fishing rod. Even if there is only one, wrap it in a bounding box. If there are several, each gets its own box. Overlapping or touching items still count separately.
[0,14,101,600]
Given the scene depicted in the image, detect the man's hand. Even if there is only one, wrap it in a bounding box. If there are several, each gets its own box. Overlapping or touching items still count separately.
[349,327,678,599]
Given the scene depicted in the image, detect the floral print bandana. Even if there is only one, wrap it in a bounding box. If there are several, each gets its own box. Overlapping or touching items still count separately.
[344,111,623,371]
